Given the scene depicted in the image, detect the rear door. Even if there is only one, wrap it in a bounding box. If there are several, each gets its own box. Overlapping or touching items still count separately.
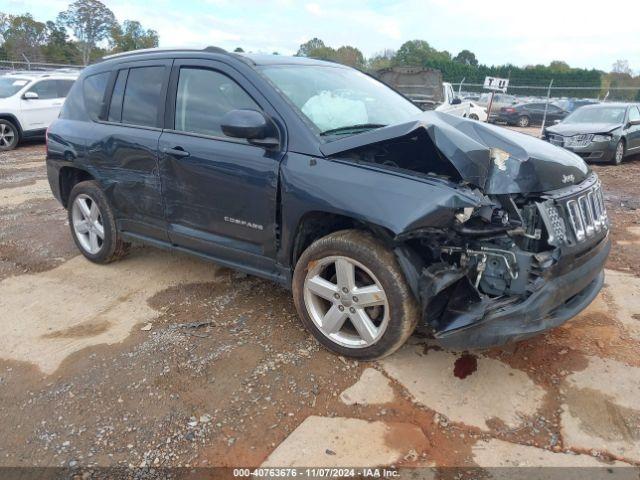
[158,58,284,272]
[91,59,172,240]
[20,79,64,131]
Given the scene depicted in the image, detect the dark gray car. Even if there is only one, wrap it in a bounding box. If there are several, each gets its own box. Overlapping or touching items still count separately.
[544,103,640,164]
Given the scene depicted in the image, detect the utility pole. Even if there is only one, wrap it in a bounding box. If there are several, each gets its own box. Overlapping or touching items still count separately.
[540,79,554,137]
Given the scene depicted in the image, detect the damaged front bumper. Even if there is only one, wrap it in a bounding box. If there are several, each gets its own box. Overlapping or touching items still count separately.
[433,233,609,349]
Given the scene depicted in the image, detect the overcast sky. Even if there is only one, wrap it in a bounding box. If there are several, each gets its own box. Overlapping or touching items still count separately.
[4,0,640,72]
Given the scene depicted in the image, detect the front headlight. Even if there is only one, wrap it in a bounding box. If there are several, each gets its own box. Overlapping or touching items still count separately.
[592,134,613,142]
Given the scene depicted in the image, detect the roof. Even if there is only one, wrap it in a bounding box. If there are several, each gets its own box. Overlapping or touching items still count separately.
[580,102,638,109]
[0,70,80,79]
[100,47,345,69]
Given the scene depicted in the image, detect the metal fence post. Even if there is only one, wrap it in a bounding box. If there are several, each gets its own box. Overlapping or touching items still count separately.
[540,79,554,137]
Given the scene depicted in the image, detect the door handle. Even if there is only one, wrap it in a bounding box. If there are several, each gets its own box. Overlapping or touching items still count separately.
[163,146,190,158]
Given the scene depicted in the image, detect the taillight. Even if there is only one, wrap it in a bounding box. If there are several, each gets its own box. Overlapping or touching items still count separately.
[503,107,516,113]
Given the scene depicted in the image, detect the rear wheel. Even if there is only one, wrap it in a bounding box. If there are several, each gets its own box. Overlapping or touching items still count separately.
[68,181,129,263]
[517,115,530,127]
[0,120,19,151]
[612,139,625,165]
[469,113,479,121]
[293,230,419,359]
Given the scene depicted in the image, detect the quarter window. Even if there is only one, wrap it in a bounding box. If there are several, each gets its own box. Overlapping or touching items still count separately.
[121,66,164,128]
[83,72,110,121]
[175,67,259,137]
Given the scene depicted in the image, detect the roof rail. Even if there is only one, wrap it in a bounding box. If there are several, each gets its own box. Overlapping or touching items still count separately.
[102,46,228,61]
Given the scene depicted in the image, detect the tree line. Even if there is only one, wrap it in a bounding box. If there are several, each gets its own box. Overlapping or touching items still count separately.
[293,38,639,101]
[0,0,158,65]
[1,6,637,101]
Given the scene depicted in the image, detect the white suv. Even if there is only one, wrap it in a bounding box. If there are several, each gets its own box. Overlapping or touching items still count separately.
[0,70,79,151]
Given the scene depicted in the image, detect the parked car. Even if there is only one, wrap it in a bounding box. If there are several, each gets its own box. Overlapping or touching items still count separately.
[0,71,79,150]
[555,99,599,113]
[544,103,640,164]
[467,101,487,121]
[46,48,609,359]
[477,93,518,121]
[497,102,569,127]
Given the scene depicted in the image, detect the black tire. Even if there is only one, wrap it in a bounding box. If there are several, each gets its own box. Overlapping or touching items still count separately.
[0,119,20,151]
[517,115,531,128]
[67,180,129,264]
[612,139,625,165]
[292,229,419,360]
[469,114,479,121]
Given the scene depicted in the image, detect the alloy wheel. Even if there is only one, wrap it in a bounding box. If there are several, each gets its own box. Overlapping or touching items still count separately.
[71,194,105,254]
[615,141,624,163]
[303,255,389,348]
[0,123,16,148]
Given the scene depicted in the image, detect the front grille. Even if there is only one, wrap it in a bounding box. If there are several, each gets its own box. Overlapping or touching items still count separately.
[538,174,608,246]
[564,134,593,148]
[547,134,593,148]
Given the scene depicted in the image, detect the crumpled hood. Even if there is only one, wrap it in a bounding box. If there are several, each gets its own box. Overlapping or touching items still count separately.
[320,111,590,195]
[546,122,621,136]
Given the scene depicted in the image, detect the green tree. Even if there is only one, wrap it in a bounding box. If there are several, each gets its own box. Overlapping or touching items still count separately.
[367,49,395,72]
[453,49,478,67]
[393,40,446,66]
[549,60,571,73]
[233,47,244,52]
[42,20,80,63]
[110,20,158,53]
[296,37,324,56]
[57,0,117,64]
[307,45,336,61]
[0,13,47,61]
[334,45,364,68]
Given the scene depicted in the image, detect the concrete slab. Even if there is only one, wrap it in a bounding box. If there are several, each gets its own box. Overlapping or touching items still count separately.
[473,439,633,479]
[0,250,221,374]
[340,368,395,406]
[561,356,640,461]
[602,269,640,340]
[381,346,545,430]
[262,416,428,467]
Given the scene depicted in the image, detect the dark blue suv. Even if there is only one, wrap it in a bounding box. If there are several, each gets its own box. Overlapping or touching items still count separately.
[46,48,610,358]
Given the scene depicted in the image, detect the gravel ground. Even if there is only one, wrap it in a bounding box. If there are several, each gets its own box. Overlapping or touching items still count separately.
[1,137,639,476]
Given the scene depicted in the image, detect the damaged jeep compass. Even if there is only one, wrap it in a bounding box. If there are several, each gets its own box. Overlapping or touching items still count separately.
[46,48,610,359]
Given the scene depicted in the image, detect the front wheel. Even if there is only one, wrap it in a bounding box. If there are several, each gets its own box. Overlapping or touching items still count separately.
[0,120,19,151]
[612,139,625,165]
[292,230,419,359]
[68,180,130,263]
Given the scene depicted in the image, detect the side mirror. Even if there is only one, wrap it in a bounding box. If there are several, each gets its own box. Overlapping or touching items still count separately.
[23,91,39,100]
[553,119,561,124]
[451,97,462,105]
[628,119,640,127]
[220,109,279,147]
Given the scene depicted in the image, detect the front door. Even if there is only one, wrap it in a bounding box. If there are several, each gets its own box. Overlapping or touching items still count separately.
[20,79,65,131]
[158,59,284,273]
[626,106,640,152]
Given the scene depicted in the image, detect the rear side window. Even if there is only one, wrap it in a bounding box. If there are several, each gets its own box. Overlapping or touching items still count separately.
[108,70,128,122]
[121,66,164,128]
[83,72,110,121]
[29,80,59,99]
[174,67,259,137]
[57,80,75,98]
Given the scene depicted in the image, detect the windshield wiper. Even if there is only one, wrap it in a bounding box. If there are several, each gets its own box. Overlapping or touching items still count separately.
[320,123,387,136]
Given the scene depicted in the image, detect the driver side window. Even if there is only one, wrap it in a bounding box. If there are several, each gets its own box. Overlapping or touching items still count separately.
[175,68,259,138]
[628,106,640,122]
